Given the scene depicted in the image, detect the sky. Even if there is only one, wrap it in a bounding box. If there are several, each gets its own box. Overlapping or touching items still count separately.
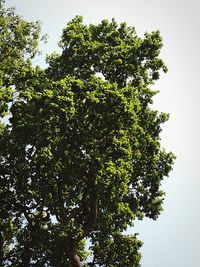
[4,0,200,266]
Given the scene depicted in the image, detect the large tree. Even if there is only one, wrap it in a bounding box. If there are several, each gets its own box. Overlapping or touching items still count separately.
[0,5,175,267]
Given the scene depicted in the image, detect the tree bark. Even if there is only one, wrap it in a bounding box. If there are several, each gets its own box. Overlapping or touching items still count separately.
[68,239,81,267]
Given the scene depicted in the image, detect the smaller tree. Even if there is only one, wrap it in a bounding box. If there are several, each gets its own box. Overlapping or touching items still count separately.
[0,0,44,117]
[0,2,44,265]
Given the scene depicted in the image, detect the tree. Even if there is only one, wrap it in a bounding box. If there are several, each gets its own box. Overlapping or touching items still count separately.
[0,0,43,117]
[0,6,175,267]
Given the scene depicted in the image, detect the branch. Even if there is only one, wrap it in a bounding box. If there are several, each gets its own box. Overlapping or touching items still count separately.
[82,190,98,238]
[56,178,66,221]
[0,232,4,265]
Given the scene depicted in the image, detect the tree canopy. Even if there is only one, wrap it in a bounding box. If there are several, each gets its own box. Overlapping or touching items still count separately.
[0,4,175,267]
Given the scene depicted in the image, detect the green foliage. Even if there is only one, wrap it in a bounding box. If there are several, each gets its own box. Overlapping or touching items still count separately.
[0,6,175,267]
[91,234,142,267]
[0,2,44,117]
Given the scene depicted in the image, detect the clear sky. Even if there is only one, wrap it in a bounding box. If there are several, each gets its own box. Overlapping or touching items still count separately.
[5,0,200,266]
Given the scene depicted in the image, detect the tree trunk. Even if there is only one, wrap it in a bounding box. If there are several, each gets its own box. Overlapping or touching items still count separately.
[68,169,98,267]
[69,254,81,267]
[68,239,81,267]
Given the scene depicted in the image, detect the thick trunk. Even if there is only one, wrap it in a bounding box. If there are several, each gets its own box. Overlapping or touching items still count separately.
[68,239,81,267]
[69,254,81,267]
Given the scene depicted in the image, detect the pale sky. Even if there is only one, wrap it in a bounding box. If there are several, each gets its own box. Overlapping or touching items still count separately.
[5,0,200,266]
